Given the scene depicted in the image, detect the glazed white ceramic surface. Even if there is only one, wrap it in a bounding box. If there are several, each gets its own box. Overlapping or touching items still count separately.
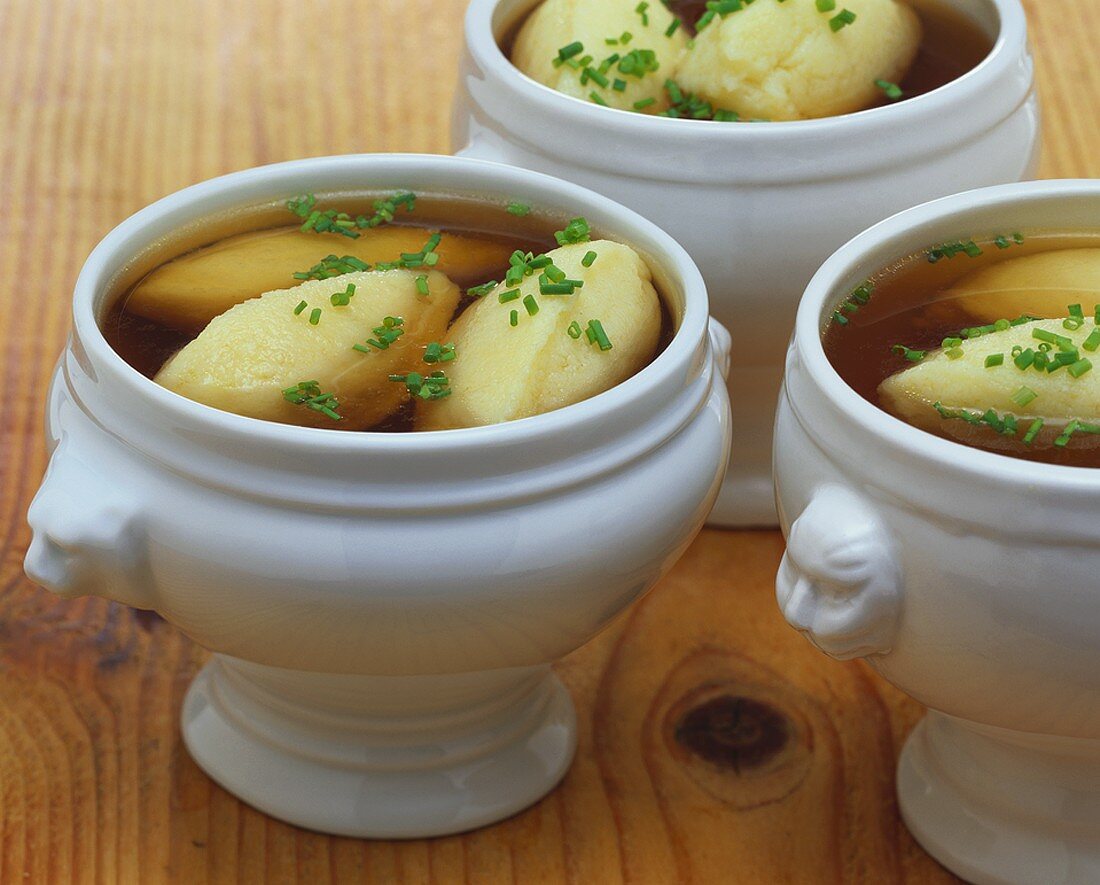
[452,0,1041,527]
[23,154,732,839]
[776,180,1100,884]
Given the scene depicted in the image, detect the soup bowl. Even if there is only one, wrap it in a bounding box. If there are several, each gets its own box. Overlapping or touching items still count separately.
[776,180,1100,884]
[22,154,732,839]
[453,0,1040,527]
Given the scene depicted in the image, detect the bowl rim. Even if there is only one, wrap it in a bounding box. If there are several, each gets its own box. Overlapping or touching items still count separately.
[794,178,1100,492]
[463,0,1028,141]
[72,153,712,454]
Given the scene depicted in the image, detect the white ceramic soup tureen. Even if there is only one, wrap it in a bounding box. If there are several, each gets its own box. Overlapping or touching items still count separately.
[777,180,1100,885]
[23,154,732,839]
[453,0,1040,527]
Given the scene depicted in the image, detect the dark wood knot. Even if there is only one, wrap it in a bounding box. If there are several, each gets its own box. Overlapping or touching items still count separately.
[674,695,791,773]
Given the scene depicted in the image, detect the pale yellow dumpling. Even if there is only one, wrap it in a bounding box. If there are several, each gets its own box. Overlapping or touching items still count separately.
[128,226,513,334]
[675,0,921,121]
[156,270,460,430]
[952,249,1100,323]
[880,319,1100,438]
[512,0,689,111]
[417,240,661,431]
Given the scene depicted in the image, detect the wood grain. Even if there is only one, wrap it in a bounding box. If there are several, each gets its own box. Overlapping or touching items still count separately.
[0,0,1095,881]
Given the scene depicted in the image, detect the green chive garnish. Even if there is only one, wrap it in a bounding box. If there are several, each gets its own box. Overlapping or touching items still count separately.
[282,381,342,421]
[294,300,308,316]
[829,9,857,30]
[509,310,519,327]
[523,294,540,316]
[582,250,598,267]
[1023,418,1044,445]
[309,308,322,325]
[875,79,903,101]
[507,201,531,217]
[985,353,1004,368]
[891,344,926,362]
[1070,358,1093,378]
[1011,386,1038,407]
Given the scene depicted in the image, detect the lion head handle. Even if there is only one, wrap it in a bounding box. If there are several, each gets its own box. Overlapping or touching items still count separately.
[776,485,903,661]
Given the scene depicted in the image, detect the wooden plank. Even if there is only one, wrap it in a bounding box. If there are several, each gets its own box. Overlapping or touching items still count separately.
[0,0,1091,880]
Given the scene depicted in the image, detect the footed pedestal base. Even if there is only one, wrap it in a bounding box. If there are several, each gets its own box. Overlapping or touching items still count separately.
[898,711,1100,885]
[182,657,577,839]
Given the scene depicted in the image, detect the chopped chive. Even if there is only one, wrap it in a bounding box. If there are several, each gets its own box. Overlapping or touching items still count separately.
[829,8,856,29]
[1070,358,1093,378]
[945,347,964,360]
[582,250,598,267]
[523,294,540,316]
[498,288,521,303]
[309,308,322,325]
[891,344,926,362]
[816,0,836,9]
[1070,303,1085,320]
[1014,348,1035,370]
[985,353,1004,368]
[329,283,356,306]
[1011,386,1037,407]
[588,319,613,351]
[555,216,592,246]
[589,91,609,106]
[282,381,342,421]
[468,280,499,298]
[1083,328,1100,352]
[1033,328,1074,348]
[875,79,903,101]
[1056,420,1081,448]
[510,309,519,327]
[567,321,583,339]
[665,18,681,36]
[416,274,430,296]
[556,41,585,64]
[633,97,657,110]
[294,300,308,316]
[507,201,531,217]
[1023,418,1044,445]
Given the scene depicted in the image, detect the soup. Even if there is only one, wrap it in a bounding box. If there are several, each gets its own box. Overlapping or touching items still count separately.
[667,0,991,108]
[506,0,993,122]
[104,193,674,432]
[824,233,1100,467]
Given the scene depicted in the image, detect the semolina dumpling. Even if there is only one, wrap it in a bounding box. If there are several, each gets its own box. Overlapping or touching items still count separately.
[128,226,513,334]
[880,319,1100,438]
[416,240,661,431]
[675,0,921,121]
[155,270,460,430]
[952,249,1100,323]
[512,0,689,112]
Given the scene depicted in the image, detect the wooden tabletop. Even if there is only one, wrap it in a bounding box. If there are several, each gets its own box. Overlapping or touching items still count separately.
[1,0,1097,881]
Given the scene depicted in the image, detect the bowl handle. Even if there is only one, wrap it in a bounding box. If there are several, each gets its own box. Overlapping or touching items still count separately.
[24,388,152,609]
[776,484,903,661]
[708,318,732,381]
